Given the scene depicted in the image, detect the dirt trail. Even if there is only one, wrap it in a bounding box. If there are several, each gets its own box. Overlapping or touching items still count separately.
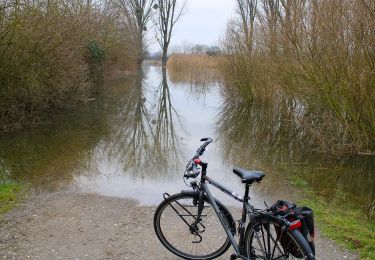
[0,192,358,260]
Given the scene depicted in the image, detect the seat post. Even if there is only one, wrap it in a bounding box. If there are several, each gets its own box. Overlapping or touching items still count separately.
[241,184,251,225]
[239,183,251,251]
[244,184,250,202]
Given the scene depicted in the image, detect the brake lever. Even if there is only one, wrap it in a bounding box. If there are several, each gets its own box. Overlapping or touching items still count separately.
[192,166,200,175]
[184,163,201,179]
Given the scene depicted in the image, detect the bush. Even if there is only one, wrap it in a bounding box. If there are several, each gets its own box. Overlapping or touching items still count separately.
[0,0,139,131]
[219,0,375,154]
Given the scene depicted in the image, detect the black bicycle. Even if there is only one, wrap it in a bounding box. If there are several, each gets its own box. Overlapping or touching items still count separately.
[154,138,315,260]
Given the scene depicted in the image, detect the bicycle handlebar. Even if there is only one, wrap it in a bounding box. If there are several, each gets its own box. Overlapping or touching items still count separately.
[194,137,213,158]
[184,137,213,179]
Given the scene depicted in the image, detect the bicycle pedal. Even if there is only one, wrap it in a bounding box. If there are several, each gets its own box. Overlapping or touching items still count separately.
[230,253,237,260]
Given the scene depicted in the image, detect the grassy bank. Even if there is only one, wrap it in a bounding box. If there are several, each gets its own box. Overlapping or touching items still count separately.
[0,182,25,216]
[289,172,375,259]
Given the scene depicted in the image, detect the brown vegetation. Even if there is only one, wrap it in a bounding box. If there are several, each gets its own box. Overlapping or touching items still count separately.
[167,54,218,71]
[167,54,219,84]
[0,0,140,131]
[220,0,375,154]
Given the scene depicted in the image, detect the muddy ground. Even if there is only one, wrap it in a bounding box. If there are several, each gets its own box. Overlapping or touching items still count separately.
[0,192,358,259]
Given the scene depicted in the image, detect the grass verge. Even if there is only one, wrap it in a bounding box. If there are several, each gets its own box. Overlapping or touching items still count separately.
[0,182,25,216]
[289,173,375,259]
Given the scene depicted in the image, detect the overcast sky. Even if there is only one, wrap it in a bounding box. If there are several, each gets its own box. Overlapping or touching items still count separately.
[149,0,237,52]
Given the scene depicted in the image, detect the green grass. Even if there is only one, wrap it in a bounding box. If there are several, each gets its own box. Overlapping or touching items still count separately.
[0,182,23,215]
[289,173,375,259]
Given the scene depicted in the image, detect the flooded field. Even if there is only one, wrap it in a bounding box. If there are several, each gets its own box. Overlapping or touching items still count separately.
[0,66,373,218]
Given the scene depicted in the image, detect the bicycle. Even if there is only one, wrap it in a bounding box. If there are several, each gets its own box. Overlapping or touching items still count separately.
[154,138,315,260]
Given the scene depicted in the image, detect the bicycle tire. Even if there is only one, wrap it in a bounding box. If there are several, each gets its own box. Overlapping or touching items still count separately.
[154,191,234,260]
[244,217,315,260]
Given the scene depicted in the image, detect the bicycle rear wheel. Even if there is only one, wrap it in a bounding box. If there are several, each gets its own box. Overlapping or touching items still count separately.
[153,192,233,260]
[244,217,315,260]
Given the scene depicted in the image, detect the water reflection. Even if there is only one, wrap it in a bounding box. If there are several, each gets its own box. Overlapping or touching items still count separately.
[1,66,372,217]
[95,69,181,177]
[72,67,188,203]
[167,67,219,88]
[70,67,265,206]
[1,67,212,204]
[217,97,311,164]
[216,98,375,219]
[154,69,182,164]
[0,102,107,192]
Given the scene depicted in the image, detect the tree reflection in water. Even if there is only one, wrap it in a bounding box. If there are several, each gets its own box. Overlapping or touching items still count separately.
[89,68,182,180]
[217,95,319,166]
[153,69,181,164]
[217,97,375,219]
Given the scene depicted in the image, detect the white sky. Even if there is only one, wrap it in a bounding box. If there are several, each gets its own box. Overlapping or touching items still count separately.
[149,0,237,52]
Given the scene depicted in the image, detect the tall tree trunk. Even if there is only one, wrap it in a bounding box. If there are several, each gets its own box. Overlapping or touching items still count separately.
[156,0,186,68]
[162,49,168,67]
[137,29,143,65]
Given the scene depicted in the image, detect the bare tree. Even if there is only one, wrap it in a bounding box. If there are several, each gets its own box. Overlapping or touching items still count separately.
[156,0,186,67]
[236,0,258,55]
[115,0,156,64]
[260,0,280,55]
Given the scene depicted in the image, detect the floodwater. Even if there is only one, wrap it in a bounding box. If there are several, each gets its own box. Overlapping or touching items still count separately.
[0,66,374,218]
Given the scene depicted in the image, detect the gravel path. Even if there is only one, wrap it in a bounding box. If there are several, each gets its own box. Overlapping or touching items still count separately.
[0,192,359,260]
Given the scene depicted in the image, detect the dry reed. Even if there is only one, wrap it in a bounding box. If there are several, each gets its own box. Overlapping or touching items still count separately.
[167,54,220,84]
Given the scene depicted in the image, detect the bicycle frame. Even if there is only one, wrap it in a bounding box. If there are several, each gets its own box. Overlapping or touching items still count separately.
[192,162,255,260]
[156,138,314,260]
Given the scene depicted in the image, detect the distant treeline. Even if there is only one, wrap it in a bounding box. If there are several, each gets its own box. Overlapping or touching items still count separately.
[220,0,375,154]
[0,0,139,131]
[148,43,221,60]
[172,43,221,56]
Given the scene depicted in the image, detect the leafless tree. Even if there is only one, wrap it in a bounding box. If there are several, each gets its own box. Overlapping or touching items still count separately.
[236,0,258,55]
[115,0,156,64]
[260,0,279,55]
[155,0,186,67]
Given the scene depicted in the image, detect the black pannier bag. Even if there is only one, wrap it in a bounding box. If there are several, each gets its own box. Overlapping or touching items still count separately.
[271,200,315,257]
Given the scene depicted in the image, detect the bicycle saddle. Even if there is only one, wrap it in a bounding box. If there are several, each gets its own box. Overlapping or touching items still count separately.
[233,167,265,184]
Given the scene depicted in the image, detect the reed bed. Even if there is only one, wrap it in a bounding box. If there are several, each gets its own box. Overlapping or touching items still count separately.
[167,54,218,71]
[167,54,220,85]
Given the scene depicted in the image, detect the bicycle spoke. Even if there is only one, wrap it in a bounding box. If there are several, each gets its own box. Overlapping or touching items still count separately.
[245,219,310,260]
[260,224,268,254]
[155,194,230,259]
[254,228,267,256]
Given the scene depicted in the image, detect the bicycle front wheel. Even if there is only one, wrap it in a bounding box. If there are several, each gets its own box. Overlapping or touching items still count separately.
[244,217,315,260]
[153,192,233,260]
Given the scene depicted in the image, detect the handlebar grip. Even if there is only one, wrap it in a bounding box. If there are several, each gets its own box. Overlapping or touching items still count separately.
[201,137,213,144]
[193,137,213,158]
